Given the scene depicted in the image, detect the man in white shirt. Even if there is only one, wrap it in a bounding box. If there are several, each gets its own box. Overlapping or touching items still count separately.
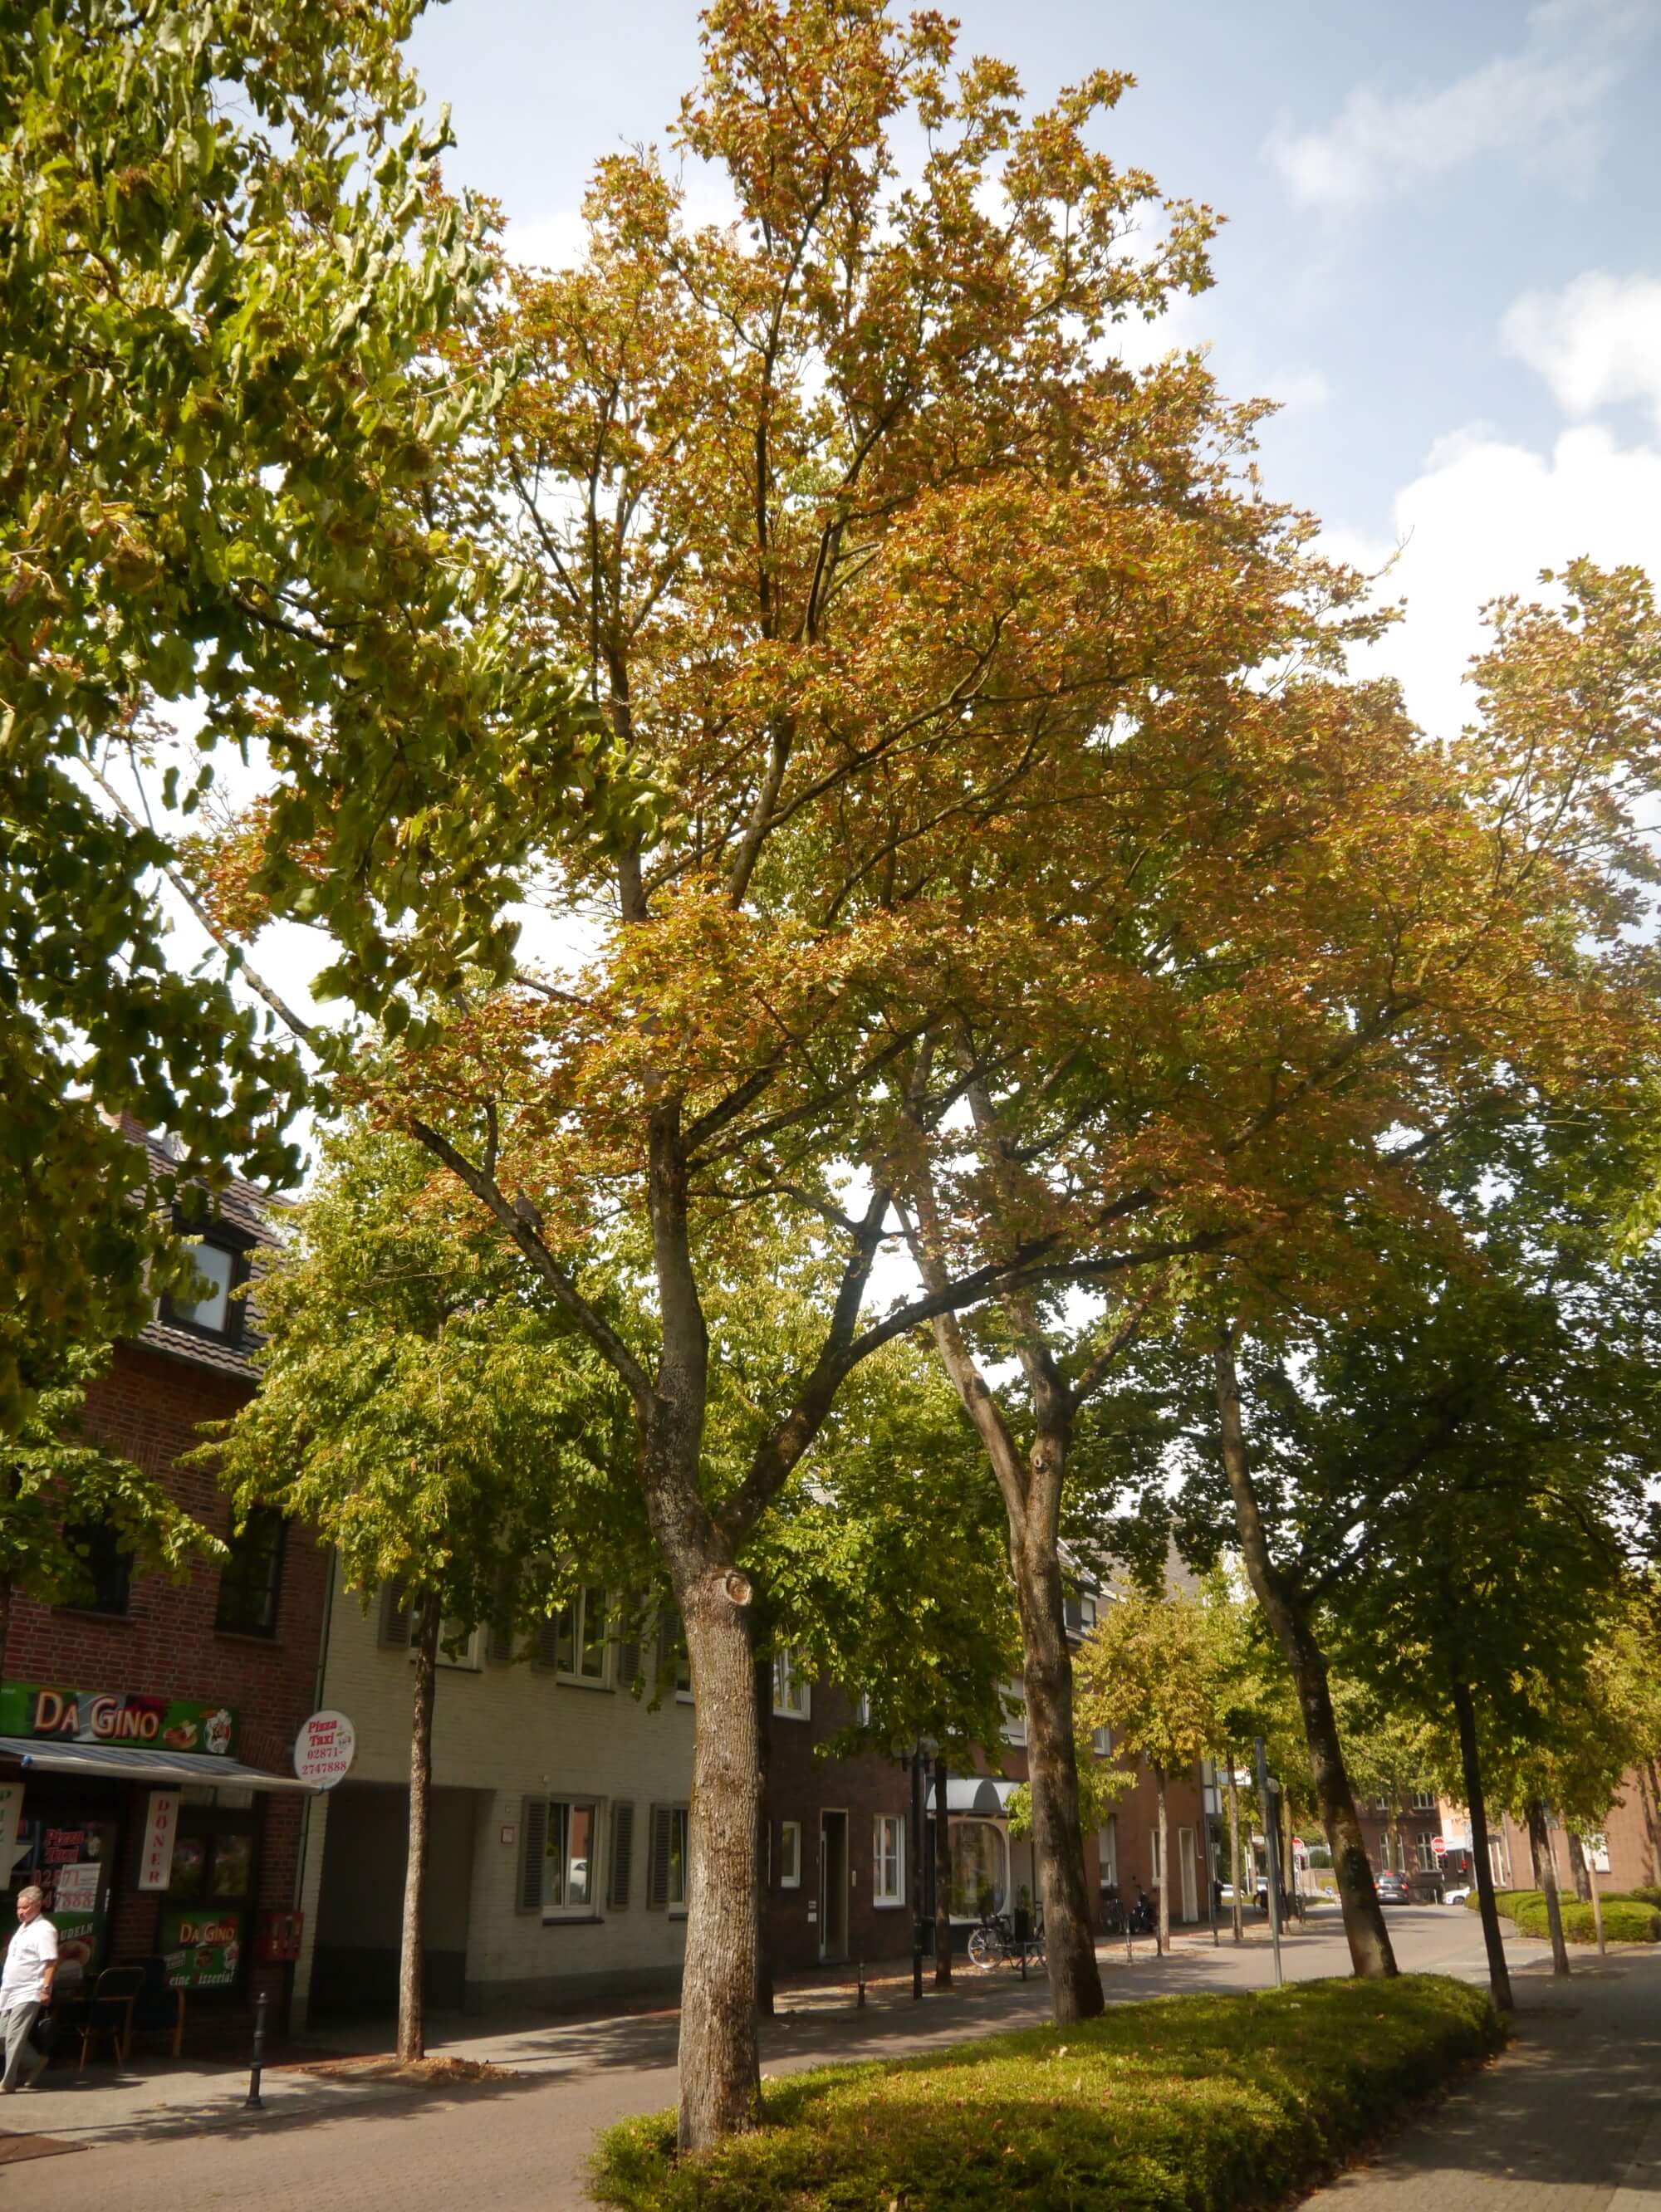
[1,1886,57,2092]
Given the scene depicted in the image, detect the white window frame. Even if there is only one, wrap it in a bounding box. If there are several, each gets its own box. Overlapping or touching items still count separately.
[1412,1790,1437,1812]
[1091,1723,1112,1757]
[873,1815,905,1906]
[778,1819,801,1889]
[542,1796,601,1918]
[555,1585,610,1686]
[1098,1815,1119,1891]
[1000,1683,1027,1746]
[772,1647,811,1720]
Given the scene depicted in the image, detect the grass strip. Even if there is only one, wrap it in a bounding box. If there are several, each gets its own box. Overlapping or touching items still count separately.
[593,1973,1502,2212]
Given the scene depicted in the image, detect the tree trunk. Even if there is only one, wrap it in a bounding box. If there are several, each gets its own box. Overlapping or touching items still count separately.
[1644,1759,1661,1886]
[1587,1852,1607,1955]
[1201,1763,1218,1945]
[1154,1764,1169,1955]
[933,1757,953,1987]
[672,1563,762,2147]
[1227,1761,1244,1943]
[398,1598,439,2065]
[1391,1801,1406,1887]
[1009,1519,1105,2019]
[1450,1674,1512,2011]
[1529,1801,1571,1977]
[1213,1338,1397,1980]
[753,1658,774,2019]
[1567,1829,1591,1904]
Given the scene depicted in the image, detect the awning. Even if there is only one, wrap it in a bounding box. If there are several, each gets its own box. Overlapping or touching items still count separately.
[943,1776,1019,1818]
[0,1737,321,1794]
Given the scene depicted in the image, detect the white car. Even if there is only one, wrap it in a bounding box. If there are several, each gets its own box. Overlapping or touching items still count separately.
[1443,1884,1472,1905]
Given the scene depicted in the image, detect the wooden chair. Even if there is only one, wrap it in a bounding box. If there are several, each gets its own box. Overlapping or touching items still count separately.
[76,1965,144,2072]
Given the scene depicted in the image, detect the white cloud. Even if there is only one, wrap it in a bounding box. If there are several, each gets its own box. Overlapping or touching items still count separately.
[504,209,590,271]
[1501,272,1661,429]
[1267,0,1653,213]
[1258,366,1330,414]
[1325,423,1661,738]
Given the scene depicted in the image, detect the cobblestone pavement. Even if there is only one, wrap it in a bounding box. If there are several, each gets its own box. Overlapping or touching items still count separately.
[2,1907,1649,2210]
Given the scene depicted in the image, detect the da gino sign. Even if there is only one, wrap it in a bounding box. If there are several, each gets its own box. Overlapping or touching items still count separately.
[0,1683,236,1758]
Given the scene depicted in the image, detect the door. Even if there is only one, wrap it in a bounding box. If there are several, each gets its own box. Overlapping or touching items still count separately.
[1179,1828,1198,1922]
[819,1810,849,1962]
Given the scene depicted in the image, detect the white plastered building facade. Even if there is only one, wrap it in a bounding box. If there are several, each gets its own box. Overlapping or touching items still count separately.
[292,1566,695,2024]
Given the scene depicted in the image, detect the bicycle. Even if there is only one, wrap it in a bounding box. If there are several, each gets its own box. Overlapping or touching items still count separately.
[968,1906,1046,1971]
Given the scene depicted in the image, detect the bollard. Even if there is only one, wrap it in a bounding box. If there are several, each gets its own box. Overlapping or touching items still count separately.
[243,1986,269,2111]
[855,1960,865,2010]
[1020,1939,1027,1981]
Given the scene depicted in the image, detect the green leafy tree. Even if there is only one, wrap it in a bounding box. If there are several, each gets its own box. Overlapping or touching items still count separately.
[196,1121,644,2062]
[1074,1584,1234,1955]
[0,1341,227,1652]
[0,0,607,1423]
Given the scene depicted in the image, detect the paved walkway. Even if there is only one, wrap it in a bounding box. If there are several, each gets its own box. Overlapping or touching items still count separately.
[1307,1950,1661,2211]
[0,1906,1649,2208]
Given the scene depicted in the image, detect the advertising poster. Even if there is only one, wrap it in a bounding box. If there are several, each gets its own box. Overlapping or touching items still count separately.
[0,1683,235,1757]
[159,1909,244,1989]
[139,1791,180,1891]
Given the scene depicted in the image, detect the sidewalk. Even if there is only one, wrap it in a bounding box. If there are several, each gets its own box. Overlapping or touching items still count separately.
[1306,1950,1661,2210]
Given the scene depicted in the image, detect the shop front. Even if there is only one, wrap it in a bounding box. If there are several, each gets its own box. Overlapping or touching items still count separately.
[0,1682,320,2008]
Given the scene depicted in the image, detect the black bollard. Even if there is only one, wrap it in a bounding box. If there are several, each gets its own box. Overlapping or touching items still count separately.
[243,1986,269,2110]
[855,1959,865,2009]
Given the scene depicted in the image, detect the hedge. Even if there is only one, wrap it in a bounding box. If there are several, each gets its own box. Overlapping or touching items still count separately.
[1463,1888,1661,1943]
[592,1975,1502,2212]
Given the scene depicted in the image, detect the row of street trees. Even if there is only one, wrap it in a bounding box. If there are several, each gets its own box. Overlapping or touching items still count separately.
[8,0,1661,2155]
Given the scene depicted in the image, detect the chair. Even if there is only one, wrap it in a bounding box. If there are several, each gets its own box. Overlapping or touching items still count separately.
[76,1965,144,2072]
[128,1956,186,2060]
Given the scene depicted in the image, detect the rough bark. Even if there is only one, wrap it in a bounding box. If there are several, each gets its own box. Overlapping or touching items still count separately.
[1587,1853,1607,1955]
[933,1757,953,1986]
[1390,1802,1406,1885]
[1528,1801,1571,1977]
[398,1598,439,2065]
[1213,1338,1398,1979]
[1451,1673,1512,2011]
[1227,1761,1245,1943]
[753,1658,774,2019]
[1154,1765,1169,1955]
[909,1241,1102,2020]
[1644,1759,1661,1886]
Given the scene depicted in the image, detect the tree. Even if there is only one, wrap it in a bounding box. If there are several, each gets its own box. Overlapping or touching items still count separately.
[175,0,1661,2140]
[197,1121,644,2063]
[1074,1584,1232,1955]
[0,0,606,1423]
[0,1340,226,1657]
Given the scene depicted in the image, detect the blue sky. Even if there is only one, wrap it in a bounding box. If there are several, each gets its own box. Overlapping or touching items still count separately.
[409,0,1661,734]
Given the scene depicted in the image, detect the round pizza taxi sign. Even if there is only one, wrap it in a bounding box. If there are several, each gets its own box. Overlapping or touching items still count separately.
[294,1710,356,1789]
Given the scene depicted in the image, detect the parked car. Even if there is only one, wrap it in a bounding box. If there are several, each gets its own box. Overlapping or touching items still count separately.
[1375,1872,1412,1903]
[1443,1883,1472,1905]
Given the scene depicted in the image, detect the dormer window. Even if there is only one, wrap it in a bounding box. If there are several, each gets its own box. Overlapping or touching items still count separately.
[162,1236,247,1343]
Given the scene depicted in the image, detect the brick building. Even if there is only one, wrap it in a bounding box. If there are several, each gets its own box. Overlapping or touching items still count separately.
[0,1162,329,2030]
[762,1617,1213,1982]
[1355,1787,1446,1897]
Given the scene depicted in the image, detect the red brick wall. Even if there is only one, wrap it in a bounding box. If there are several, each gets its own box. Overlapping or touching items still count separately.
[2,1338,331,2009]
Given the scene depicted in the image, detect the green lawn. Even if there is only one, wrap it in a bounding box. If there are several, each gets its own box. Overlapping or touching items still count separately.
[593,1974,1502,2212]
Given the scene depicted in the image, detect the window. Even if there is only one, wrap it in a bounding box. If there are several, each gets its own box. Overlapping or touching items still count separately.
[873,1816,905,1906]
[999,1684,1027,1745]
[61,1522,132,1616]
[947,1820,1008,1918]
[162,1239,244,1341]
[215,1510,285,1637]
[648,1804,691,1911]
[544,1799,599,1914]
[772,1648,811,1720]
[553,1586,609,1684]
[778,1820,801,1889]
[1091,1724,1112,1757]
[1098,1816,1119,1892]
[1416,1835,1438,1873]
[1412,1790,1437,1812]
